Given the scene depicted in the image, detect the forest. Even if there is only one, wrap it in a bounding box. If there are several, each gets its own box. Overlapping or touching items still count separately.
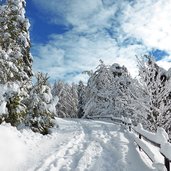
[0,0,171,142]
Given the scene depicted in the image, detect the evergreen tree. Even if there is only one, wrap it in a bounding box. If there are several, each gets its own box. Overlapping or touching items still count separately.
[138,56,166,130]
[83,61,132,119]
[128,55,171,134]
[109,64,130,116]
[77,81,86,118]
[52,81,78,118]
[70,83,78,117]
[0,0,32,81]
[26,73,58,134]
[0,0,32,126]
[52,80,67,118]
[83,60,113,118]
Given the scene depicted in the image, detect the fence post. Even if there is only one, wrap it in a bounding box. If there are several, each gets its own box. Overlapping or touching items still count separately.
[164,157,170,171]
[128,124,131,131]
[138,134,142,151]
[139,134,141,139]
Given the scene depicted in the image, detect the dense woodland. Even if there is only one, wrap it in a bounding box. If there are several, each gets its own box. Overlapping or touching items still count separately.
[0,0,171,140]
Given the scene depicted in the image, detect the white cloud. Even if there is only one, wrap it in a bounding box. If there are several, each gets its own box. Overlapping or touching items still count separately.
[32,30,147,82]
[157,56,171,70]
[31,0,171,83]
[122,0,171,52]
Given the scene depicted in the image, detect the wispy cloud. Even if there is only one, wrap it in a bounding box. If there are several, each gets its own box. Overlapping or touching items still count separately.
[31,0,171,83]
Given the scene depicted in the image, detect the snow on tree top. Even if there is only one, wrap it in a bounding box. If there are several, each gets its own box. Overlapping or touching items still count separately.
[110,63,128,77]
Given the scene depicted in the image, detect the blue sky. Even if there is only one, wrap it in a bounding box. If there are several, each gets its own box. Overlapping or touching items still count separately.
[26,1,71,44]
[25,0,171,83]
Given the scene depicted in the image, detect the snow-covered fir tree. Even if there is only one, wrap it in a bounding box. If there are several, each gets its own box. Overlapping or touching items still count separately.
[70,83,78,117]
[0,0,32,81]
[77,81,86,118]
[83,60,112,118]
[52,80,67,118]
[109,63,132,117]
[52,81,78,118]
[26,72,58,134]
[83,60,132,119]
[159,69,171,139]
[135,56,171,136]
[0,0,32,126]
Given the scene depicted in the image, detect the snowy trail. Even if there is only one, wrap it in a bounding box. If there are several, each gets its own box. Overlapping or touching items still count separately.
[27,119,154,171]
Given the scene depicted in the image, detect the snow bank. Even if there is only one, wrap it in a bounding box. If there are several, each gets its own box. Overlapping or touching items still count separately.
[0,123,28,171]
[134,124,169,145]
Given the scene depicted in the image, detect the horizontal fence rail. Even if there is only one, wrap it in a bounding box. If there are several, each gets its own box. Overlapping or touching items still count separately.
[132,127,161,147]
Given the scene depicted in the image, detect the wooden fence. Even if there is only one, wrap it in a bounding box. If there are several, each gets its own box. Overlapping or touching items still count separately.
[131,126,171,171]
[87,115,171,171]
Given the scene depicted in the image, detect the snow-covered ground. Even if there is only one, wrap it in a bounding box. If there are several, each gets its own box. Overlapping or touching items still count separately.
[0,119,156,171]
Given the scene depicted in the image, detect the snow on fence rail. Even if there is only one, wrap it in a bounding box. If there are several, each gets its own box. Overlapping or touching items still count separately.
[132,123,171,171]
[87,115,171,171]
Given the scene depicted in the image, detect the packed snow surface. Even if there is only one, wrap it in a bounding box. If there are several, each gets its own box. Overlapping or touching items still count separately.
[0,119,156,171]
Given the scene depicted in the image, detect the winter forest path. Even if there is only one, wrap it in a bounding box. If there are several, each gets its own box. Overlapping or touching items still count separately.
[29,119,154,171]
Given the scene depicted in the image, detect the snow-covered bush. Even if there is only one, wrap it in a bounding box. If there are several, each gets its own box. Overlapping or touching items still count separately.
[26,73,58,134]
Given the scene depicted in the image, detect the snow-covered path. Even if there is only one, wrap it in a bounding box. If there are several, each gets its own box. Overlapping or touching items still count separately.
[26,119,153,171]
[0,119,155,171]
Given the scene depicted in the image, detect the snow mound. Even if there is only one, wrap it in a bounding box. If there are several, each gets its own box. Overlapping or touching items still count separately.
[0,123,28,171]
